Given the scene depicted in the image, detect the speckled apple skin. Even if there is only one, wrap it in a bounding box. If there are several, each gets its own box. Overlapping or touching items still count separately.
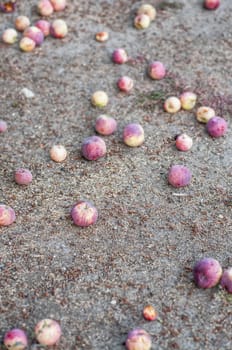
[112,48,128,64]
[0,204,16,226]
[175,134,193,152]
[50,19,68,38]
[196,106,215,123]
[143,305,158,321]
[4,328,28,350]
[19,37,36,52]
[37,0,54,16]
[164,96,181,113]
[50,0,67,11]
[81,136,106,160]
[123,123,144,147]
[193,257,222,289]
[206,116,228,138]
[35,20,51,37]
[95,115,117,136]
[117,76,134,92]
[168,165,191,188]
[148,61,166,80]
[23,26,44,46]
[126,328,152,350]
[71,200,98,227]
[35,319,61,346]
[15,168,33,185]
[180,91,197,110]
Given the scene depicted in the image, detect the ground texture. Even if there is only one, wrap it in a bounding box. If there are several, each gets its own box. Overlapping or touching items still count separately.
[0,0,232,349]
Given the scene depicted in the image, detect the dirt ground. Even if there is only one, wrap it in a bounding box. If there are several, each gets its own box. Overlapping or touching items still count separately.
[0,0,232,349]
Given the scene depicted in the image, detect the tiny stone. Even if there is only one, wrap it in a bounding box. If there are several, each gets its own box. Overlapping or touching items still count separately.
[21,88,35,98]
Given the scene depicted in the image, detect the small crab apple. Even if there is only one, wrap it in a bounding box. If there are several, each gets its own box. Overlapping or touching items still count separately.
[4,328,28,350]
[91,90,108,108]
[50,0,66,11]
[37,0,54,16]
[143,305,158,321]
[117,76,134,92]
[35,20,51,37]
[15,16,30,32]
[95,115,117,136]
[112,48,128,64]
[126,328,152,350]
[19,37,36,52]
[168,165,191,188]
[95,31,109,42]
[50,19,68,38]
[204,0,220,10]
[196,106,215,123]
[123,123,144,147]
[175,133,193,152]
[148,61,166,80]
[134,13,151,29]
[164,96,181,113]
[2,28,18,44]
[193,257,222,289]
[50,144,67,162]
[0,204,16,226]
[14,168,33,185]
[137,4,157,21]
[23,26,44,46]
[0,120,7,133]
[35,319,61,346]
[206,116,228,138]
[220,268,232,293]
[180,91,197,110]
[81,135,106,161]
[71,200,98,227]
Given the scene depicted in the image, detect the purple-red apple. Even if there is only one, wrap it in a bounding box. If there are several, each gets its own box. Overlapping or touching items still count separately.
[168,165,192,188]
[81,135,106,160]
[206,116,228,138]
[23,26,44,46]
[4,328,28,350]
[193,257,222,288]
[123,123,144,147]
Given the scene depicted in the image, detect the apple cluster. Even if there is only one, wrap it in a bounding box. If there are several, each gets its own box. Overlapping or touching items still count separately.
[3,318,62,349]
[1,0,68,52]
[0,0,228,349]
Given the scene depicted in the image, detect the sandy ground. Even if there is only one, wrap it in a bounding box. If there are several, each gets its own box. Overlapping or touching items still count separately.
[0,0,232,349]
